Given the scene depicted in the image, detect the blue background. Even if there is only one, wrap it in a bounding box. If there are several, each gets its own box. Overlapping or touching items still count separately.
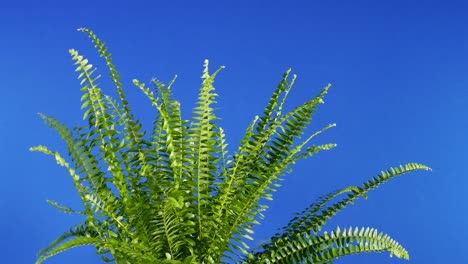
[1,1,466,263]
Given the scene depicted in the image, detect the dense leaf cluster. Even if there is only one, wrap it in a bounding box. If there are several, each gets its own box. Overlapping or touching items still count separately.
[32,28,430,264]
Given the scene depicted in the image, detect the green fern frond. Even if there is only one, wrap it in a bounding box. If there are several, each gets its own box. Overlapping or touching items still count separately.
[259,163,430,260]
[304,163,431,235]
[46,200,85,215]
[37,236,101,264]
[37,223,99,258]
[188,60,225,255]
[253,226,408,264]
[37,114,105,192]
[215,115,258,226]
[133,79,182,187]
[78,28,128,112]
[71,49,135,230]
[70,48,103,126]
[30,145,89,205]
[152,77,186,186]
[78,29,150,206]
[274,186,361,243]
[219,82,333,259]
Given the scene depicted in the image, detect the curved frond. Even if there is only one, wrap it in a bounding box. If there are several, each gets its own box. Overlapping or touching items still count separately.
[257,163,430,262]
[272,186,362,242]
[70,48,130,206]
[30,145,90,210]
[37,223,99,259]
[253,226,409,264]
[78,28,127,112]
[36,236,101,264]
[37,114,108,207]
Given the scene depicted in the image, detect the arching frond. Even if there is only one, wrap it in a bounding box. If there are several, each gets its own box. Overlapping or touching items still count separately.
[37,223,99,259]
[37,113,109,210]
[251,226,409,264]
[30,145,89,212]
[70,48,129,211]
[278,163,429,240]
[255,163,430,262]
[36,236,102,264]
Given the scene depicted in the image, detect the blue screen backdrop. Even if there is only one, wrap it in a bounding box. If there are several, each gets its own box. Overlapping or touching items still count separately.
[1,1,466,263]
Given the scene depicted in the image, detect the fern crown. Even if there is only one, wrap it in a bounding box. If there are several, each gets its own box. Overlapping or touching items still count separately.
[32,28,431,264]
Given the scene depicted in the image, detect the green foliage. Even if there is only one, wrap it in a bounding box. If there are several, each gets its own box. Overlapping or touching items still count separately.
[32,28,431,264]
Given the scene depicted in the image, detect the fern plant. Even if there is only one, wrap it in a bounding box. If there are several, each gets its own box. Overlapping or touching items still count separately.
[32,28,430,264]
